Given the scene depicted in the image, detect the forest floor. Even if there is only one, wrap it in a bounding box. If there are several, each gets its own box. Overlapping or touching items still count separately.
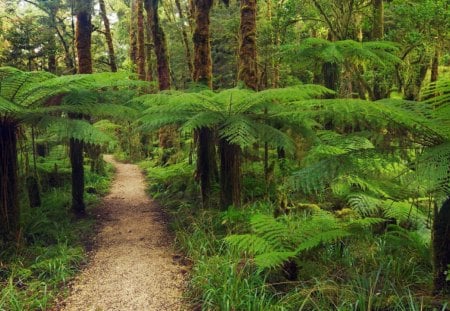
[59,155,186,311]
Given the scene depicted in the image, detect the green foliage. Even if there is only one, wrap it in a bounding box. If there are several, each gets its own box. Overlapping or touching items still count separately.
[225,211,384,270]
[135,85,332,152]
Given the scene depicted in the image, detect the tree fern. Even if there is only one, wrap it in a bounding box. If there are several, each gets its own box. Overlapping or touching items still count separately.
[225,211,383,270]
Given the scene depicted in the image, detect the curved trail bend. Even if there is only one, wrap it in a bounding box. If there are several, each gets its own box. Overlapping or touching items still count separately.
[62,155,185,311]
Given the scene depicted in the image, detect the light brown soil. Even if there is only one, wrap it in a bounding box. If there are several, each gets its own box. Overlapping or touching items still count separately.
[61,155,186,311]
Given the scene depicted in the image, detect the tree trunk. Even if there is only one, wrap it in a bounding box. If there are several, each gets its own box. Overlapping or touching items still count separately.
[238,0,258,90]
[175,0,194,79]
[145,0,171,90]
[130,0,138,66]
[431,48,439,83]
[0,120,20,242]
[219,139,242,209]
[323,61,339,93]
[433,198,450,294]
[192,0,218,208]
[136,0,146,80]
[197,128,217,208]
[70,138,85,215]
[193,0,213,87]
[99,0,118,72]
[71,0,92,215]
[371,0,384,40]
[371,0,386,100]
[145,22,154,82]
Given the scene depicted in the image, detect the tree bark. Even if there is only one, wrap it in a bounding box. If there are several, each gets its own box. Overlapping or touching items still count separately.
[130,0,138,66]
[193,0,213,87]
[175,0,194,79]
[99,0,118,72]
[433,198,450,294]
[71,0,92,215]
[431,48,439,83]
[238,0,258,90]
[371,0,384,40]
[0,120,20,242]
[144,0,171,90]
[136,0,146,80]
[219,139,242,209]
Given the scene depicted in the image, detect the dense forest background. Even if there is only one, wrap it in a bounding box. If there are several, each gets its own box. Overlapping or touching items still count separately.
[1,0,450,310]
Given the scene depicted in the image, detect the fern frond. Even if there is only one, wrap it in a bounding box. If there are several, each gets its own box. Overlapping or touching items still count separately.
[254,251,297,269]
[224,234,274,255]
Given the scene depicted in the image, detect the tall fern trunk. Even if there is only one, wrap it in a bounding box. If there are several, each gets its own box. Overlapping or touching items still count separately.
[136,0,146,80]
[197,128,217,208]
[192,0,217,208]
[238,0,258,91]
[431,48,439,83]
[99,0,117,72]
[70,138,85,215]
[0,120,20,242]
[432,198,450,294]
[145,0,171,90]
[219,139,241,209]
[72,0,92,215]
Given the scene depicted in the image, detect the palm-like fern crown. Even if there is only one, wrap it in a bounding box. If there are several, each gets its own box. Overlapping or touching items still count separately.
[283,38,401,68]
[134,85,333,151]
[0,66,143,145]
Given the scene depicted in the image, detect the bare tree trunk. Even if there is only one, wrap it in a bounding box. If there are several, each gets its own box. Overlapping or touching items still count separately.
[219,139,242,209]
[238,0,258,90]
[137,0,146,80]
[175,0,194,79]
[145,0,171,90]
[99,0,117,72]
[0,120,20,242]
[71,0,92,216]
[433,198,450,294]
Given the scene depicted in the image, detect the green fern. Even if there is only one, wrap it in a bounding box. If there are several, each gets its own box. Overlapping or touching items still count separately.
[225,211,383,270]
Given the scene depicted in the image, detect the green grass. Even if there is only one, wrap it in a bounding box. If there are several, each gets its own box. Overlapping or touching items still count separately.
[140,158,447,311]
[0,151,114,311]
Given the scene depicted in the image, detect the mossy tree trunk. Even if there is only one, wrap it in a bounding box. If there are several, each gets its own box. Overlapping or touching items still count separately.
[99,0,117,72]
[130,0,138,66]
[0,120,20,242]
[193,0,213,88]
[71,0,92,216]
[371,0,388,100]
[145,0,171,90]
[219,139,242,209]
[136,0,146,80]
[192,0,217,208]
[175,0,193,79]
[433,197,450,294]
[238,0,258,91]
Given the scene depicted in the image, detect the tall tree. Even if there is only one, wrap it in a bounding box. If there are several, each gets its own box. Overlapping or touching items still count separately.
[144,0,171,90]
[238,0,258,91]
[99,0,117,72]
[71,0,92,215]
[136,0,146,80]
[192,0,217,208]
[175,0,193,79]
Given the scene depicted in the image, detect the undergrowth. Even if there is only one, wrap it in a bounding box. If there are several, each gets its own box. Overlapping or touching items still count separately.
[0,148,113,311]
[141,158,447,311]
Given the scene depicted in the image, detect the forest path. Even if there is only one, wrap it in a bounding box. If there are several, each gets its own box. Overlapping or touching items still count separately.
[61,155,185,311]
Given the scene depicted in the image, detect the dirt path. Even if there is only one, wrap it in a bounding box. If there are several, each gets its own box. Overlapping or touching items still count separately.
[61,155,185,311]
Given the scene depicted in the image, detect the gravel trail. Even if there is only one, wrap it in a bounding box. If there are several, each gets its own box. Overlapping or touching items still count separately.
[61,155,185,311]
